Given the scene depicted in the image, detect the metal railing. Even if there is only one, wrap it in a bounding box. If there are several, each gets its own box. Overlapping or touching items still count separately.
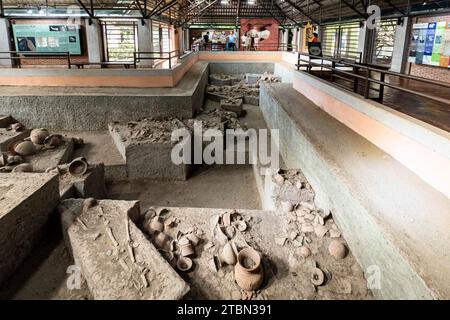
[297,52,450,106]
[0,51,72,69]
[133,50,181,69]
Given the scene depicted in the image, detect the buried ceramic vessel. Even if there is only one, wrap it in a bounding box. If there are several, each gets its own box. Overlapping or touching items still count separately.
[234,247,264,291]
[44,134,63,147]
[220,242,237,265]
[13,140,36,156]
[180,242,195,257]
[153,231,171,250]
[11,163,33,173]
[177,257,193,272]
[147,216,164,234]
[68,157,89,176]
[30,128,50,145]
[186,233,201,246]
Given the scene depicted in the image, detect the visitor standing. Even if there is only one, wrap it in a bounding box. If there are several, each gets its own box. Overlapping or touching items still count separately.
[203,32,210,50]
[227,31,237,51]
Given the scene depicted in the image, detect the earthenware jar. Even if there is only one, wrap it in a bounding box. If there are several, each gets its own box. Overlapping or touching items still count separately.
[68,157,88,176]
[234,247,263,291]
[220,242,236,265]
[153,231,171,250]
[147,217,164,234]
[30,128,49,145]
[177,257,193,272]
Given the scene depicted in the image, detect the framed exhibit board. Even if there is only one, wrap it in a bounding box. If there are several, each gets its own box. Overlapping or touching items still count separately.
[12,24,82,55]
[408,20,450,68]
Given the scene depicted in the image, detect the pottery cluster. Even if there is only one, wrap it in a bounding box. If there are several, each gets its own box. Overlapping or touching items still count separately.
[271,168,349,288]
[208,210,264,292]
[142,208,204,273]
[0,124,73,174]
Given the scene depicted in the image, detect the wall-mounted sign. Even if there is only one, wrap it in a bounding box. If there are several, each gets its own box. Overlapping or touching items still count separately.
[12,24,82,55]
[409,20,450,68]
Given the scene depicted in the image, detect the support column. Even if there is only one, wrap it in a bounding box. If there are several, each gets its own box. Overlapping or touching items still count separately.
[283,28,289,50]
[85,19,104,63]
[357,21,368,63]
[0,18,12,67]
[390,17,410,73]
[137,19,153,65]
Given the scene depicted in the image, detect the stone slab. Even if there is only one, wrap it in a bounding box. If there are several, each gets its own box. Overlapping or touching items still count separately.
[58,199,190,299]
[0,173,60,285]
[109,121,192,181]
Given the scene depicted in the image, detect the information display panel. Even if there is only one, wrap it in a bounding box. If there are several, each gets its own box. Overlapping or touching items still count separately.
[12,24,82,55]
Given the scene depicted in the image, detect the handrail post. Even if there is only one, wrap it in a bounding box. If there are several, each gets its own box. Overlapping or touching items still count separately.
[67,52,71,69]
[169,51,172,69]
[133,51,137,69]
[364,68,370,99]
[17,53,21,69]
[379,72,385,102]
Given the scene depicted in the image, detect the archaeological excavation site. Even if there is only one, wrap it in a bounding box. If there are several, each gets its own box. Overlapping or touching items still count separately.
[0,0,449,306]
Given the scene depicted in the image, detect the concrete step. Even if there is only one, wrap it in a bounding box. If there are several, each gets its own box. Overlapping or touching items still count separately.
[260,83,450,299]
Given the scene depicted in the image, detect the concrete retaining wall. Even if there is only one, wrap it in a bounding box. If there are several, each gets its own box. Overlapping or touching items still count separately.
[292,71,450,199]
[0,61,209,130]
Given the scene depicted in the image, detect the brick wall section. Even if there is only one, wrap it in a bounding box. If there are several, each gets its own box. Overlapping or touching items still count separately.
[409,14,450,84]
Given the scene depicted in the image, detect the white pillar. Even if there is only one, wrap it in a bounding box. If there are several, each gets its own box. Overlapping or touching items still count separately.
[85,18,104,63]
[137,19,153,65]
[0,18,12,67]
[357,21,368,63]
[283,29,289,49]
[390,17,410,73]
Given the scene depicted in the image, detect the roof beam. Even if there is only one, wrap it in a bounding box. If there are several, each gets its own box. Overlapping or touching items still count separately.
[134,0,146,18]
[76,0,94,18]
[340,0,368,19]
[147,0,166,17]
[282,0,320,24]
[153,0,178,16]
[380,0,406,15]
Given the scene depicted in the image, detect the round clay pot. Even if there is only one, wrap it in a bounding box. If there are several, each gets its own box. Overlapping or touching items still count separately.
[328,240,347,259]
[30,128,49,145]
[13,141,36,156]
[11,163,33,173]
[153,231,171,250]
[234,247,264,291]
[311,267,325,286]
[177,257,193,272]
[68,157,89,176]
[147,217,164,234]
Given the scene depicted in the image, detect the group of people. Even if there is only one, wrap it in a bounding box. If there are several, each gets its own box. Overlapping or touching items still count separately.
[192,31,238,51]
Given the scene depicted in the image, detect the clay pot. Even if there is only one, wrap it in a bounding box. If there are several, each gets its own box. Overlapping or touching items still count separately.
[153,231,171,250]
[234,220,247,232]
[11,163,33,173]
[234,247,264,291]
[180,243,195,257]
[68,157,89,176]
[311,267,325,286]
[7,155,23,164]
[177,257,193,272]
[13,140,36,156]
[186,233,201,246]
[328,240,347,259]
[147,217,164,234]
[30,128,49,145]
[44,134,63,147]
[220,242,237,265]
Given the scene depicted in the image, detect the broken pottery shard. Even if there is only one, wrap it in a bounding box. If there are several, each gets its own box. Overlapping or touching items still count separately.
[314,224,328,238]
[60,199,190,299]
[329,229,341,238]
[275,237,287,246]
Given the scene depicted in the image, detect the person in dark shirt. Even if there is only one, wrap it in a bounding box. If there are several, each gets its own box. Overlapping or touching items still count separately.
[203,32,210,50]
